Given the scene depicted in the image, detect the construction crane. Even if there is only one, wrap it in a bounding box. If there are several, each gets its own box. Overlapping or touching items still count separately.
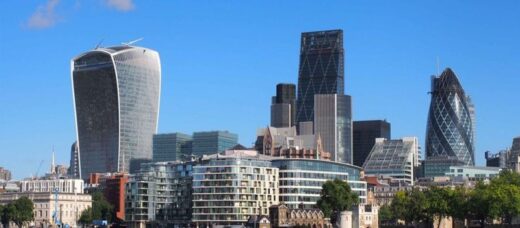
[34,160,44,179]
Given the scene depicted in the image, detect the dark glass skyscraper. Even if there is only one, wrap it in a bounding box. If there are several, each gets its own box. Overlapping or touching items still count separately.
[72,45,161,178]
[296,30,344,126]
[353,120,391,167]
[271,83,296,127]
[425,68,475,176]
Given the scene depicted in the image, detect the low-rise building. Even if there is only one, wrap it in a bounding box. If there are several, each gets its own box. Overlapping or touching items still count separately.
[20,179,84,194]
[445,166,501,180]
[0,192,92,228]
[353,204,379,228]
[508,137,520,173]
[268,204,331,228]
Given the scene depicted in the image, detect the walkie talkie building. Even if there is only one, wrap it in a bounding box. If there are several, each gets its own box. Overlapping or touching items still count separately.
[71,45,161,178]
[425,68,475,176]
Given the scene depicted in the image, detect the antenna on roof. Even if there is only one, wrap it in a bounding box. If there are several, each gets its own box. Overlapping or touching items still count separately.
[95,39,104,49]
[122,38,144,46]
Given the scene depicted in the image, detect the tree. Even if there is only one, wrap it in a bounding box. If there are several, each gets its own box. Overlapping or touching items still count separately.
[378,204,393,225]
[425,187,451,228]
[448,186,470,223]
[468,181,491,226]
[10,197,34,228]
[78,207,93,226]
[316,179,359,220]
[390,191,409,224]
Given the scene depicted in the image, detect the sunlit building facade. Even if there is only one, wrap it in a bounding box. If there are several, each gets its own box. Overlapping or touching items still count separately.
[71,45,161,177]
[425,68,475,177]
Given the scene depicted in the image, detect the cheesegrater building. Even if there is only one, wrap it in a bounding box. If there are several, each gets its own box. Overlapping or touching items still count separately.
[425,68,475,177]
[71,45,161,178]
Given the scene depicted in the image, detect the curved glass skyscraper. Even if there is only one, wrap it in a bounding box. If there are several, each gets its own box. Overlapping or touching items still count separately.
[71,45,161,178]
[425,68,475,176]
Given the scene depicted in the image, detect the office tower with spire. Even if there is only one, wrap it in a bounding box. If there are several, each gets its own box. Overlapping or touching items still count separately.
[424,68,476,177]
[271,83,296,127]
[71,45,161,178]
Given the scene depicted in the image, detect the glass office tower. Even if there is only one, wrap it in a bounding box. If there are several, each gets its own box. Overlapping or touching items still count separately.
[72,45,161,177]
[353,120,391,167]
[296,30,344,126]
[314,94,352,163]
[425,68,475,176]
[271,83,296,128]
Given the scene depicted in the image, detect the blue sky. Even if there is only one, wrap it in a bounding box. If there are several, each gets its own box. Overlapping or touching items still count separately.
[1,1,519,179]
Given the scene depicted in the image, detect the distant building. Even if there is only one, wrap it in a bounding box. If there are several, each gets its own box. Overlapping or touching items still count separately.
[192,131,238,156]
[485,150,510,168]
[20,179,84,194]
[508,137,520,173]
[72,45,161,177]
[126,161,195,227]
[103,173,128,221]
[272,159,367,208]
[68,141,80,178]
[445,166,501,181]
[268,204,331,228]
[353,120,391,167]
[0,192,92,228]
[153,132,193,162]
[192,150,279,227]
[353,204,380,228]
[256,126,331,160]
[271,83,296,128]
[296,30,344,129]
[0,167,12,181]
[425,68,476,177]
[314,94,352,164]
[363,137,420,185]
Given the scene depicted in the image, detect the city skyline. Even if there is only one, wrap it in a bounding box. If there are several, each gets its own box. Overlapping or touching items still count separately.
[1,1,520,179]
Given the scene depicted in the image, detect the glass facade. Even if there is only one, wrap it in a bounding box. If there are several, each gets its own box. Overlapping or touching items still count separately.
[363,137,419,185]
[314,94,352,163]
[191,131,238,157]
[272,159,366,209]
[153,133,193,162]
[72,46,161,177]
[296,30,345,126]
[353,120,391,167]
[425,68,475,176]
[271,83,296,127]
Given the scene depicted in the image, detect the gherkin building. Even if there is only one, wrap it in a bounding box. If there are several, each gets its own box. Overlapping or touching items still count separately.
[425,68,475,172]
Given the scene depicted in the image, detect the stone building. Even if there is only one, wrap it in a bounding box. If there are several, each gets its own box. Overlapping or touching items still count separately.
[268,204,332,228]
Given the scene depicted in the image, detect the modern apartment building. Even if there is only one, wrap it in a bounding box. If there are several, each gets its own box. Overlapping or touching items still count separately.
[363,137,420,185]
[153,132,193,162]
[425,68,476,177]
[126,161,195,227]
[71,45,161,177]
[192,150,279,227]
[192,131,238,156]
[445,166,501,180]
[272,158,367,209]
[353,120,391,167]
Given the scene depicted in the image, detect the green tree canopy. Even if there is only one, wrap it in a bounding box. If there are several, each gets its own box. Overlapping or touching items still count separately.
[7,196,34,228]
[316,179,359,218]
